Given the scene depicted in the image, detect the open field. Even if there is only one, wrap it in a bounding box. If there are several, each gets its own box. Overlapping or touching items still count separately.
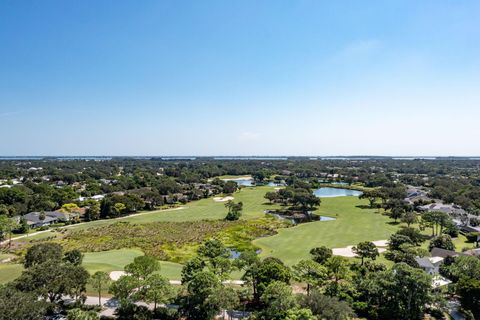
[83,249,183,279]
[0,263,23,284]
[11,186,279,246]
[72,186,277,228]
[58,218,284,262]
[4,187,404,283]
[254,196,400,266]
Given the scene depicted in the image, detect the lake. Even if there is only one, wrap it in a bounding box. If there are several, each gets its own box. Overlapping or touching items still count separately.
[313,187,363,198]
[231,179,254,186]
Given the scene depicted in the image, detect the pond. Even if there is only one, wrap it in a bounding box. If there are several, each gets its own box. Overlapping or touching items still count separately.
[233,179,254,186]
[267,211,336,225]
[313,187,363,198]
[223,178,254,186]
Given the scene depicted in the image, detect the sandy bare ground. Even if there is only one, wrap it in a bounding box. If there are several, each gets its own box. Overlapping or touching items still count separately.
[332,240,388,258]
[213,196,234,202]
[221,176,253,181]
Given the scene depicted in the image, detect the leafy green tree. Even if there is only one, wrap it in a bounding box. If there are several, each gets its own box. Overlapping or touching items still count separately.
[0,216,17,247]
[401,211,417,227]
[422,211,451,236]
[223,181,238,194]
[309,246,332,264]
[292,259,328,295]
[388,234,414,251]
[24,243,63,268]
[15,260,89,303]
[63,249,83,266]
[389,207,404,223]
[109,275,139,302]
[352,241,379,265]
[85,203,100,221]
[225,200,243,221]
[181,271,223,320]
[197,239,230,260]
[125,256,160,280]
[142,274,174,310]
[325,256,351,285]
[210,286,239,320]
[90,271,111,306]
[298,289,354,320]
[67,308,99,320]
[254,257,292,301]
[61,203,80,213]
[181,256,206,283]
[466,232,480,246]
[196,239,232,277]
[113,202,127,216]
[445,256,480,281]
[395,227,426,246]
[359,190,381,208]
[284,308,317,320]
[259,281,297,320]
[457,278,480,318]
[115,303,152,320]
[292,190,320,211]
[264,192,278,203]
[0,285,48,320]
[428,234,455,251]
[359,262,432,320]
[16,216,29,234]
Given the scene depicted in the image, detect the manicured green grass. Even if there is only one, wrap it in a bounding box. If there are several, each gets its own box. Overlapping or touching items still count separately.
[63,187,277,230]
[0,253,16,261]
[254,196,400,266]
[12,187,279,247]
[83,248,145,274]
[0,263,23,284]
[82,248,183,280]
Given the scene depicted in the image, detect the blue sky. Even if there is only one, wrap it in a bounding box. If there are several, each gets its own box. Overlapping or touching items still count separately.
[1,0,480,156]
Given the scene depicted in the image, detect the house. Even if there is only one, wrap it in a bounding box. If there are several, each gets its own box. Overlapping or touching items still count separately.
[418,203,466,216]
[430,247,469,259]
[23,211,78,228]
[415,256,444,275]
[23,212,60,228]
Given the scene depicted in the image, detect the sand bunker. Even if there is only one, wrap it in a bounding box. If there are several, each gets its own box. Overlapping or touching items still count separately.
[110,271,127,281]
[332,240,388,258]
[213,196,234,202]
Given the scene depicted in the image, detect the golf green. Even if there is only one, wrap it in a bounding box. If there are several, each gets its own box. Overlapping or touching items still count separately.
[254,196,399,266]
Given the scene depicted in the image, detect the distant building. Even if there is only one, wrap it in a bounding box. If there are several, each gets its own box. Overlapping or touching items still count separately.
[22,211,78,228]
[430,247,469,259]
[415,256,443,275]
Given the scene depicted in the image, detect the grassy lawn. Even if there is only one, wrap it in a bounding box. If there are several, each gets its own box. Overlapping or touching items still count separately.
[64,186,276,230]
[82,248,183,280]
[11,186,278,248]
[83,248,145,273]
[254,196,400,266]
[0,263,23,284]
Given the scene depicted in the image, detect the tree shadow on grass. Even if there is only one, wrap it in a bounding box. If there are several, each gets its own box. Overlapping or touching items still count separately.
[356,205,373,210]
[387,221,401,226]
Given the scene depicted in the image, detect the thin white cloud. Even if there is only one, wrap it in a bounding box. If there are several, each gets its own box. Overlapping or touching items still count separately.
[238,131,260,142]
